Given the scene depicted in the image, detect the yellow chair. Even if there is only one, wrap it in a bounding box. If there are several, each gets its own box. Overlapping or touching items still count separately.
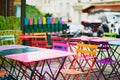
[60,43,98,80]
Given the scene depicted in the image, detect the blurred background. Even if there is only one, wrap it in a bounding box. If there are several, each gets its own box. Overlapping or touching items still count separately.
[0,0,120,38]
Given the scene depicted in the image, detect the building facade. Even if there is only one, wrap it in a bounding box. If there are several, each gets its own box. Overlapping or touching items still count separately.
[26,0,120,25]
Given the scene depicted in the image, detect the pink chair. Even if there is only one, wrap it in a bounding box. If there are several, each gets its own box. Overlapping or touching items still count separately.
[43,42,68,79]
[52,42,68,51]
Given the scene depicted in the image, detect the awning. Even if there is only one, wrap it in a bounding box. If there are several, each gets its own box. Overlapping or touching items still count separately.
[82,4,120,13]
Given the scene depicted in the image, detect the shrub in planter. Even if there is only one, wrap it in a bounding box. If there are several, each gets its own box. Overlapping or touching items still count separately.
[6,16,20,30]
[0,16,7,30]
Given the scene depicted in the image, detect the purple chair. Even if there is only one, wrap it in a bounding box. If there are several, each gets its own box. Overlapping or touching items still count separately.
[88,40,120,80]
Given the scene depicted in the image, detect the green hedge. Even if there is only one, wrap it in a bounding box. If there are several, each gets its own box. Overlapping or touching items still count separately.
[26,5,45,19]
[0,16,7,30]
[6,16,20,30]
[0,16,20,30]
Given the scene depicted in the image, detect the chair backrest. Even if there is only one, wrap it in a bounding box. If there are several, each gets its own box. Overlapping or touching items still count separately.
[76,43,98,57]
[51,36,67,44]
[88,41,109,50]
[68,38,82,53]
[103,32,117,38]
[0,34,15,45]
[31,33,48,47]
[52,42,68,51]
[33,32,46,36]
[87,40,110,58]
[32,40,48,48]
[33,32,47,40]
[68,38,82,45]
[75,43,98,80]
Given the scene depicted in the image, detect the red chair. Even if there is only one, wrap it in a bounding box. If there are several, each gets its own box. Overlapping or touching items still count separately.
[19,34,48,79]
[32,40,49,48]
[68,38,82,53]
[67,38,82,68]
[31,32,49,48]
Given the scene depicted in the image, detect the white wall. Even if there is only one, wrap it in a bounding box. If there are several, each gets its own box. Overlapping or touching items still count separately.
[26,0,79,24]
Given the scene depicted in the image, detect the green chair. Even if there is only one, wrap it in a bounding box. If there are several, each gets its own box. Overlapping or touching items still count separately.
[0,34,15,45]
[0,34,16,66]
[103,32,117,38]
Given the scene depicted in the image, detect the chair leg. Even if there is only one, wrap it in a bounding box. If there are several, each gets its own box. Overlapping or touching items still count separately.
[75,74,79,80]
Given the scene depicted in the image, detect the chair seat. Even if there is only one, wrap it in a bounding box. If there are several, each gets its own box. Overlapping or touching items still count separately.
[97,58,115,65]
[79,55,96,60]
[61,69,87,75]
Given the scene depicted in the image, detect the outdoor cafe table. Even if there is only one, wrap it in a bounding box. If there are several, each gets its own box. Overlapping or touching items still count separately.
[71,37,119,42]
[108,40,120,56]
[108,40,120,69]
[0,45,75,80]
[72,37,120,58]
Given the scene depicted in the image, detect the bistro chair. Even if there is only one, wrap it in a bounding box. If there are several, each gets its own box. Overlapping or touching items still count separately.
[50,36,67,49]
[19,33,48,79]
[60,43,98,80]
[33,32,47,41]
[32,40,49,48]
[103,32,117,38]
[33,32,46,36]
[31,32,49,48]
[52,42,68,51]
[42,42,68,79]
[67,38,82,67]
[0,34,16,69]
[88,40,120,80]
[20,32,47,46]
[51,42,68,71]
[19,34,30,45]
[21,33,48,69]
[68,38,82,53]
[0,34,15,45]
[50,36,67,44]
